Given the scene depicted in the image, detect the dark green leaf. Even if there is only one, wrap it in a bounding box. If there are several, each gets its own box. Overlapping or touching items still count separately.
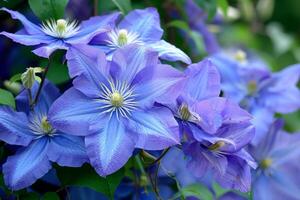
[43,192,59,200]
[111,0,132,14]
[28,0,69,20]
[0,88,15,109]
[56,164,124,199]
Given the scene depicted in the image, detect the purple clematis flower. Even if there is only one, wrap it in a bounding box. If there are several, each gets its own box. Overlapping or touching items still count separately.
[48,44,181,176]
[250,120,300,200]
[211,49,300,145]
[162,59,256,192]
[0,81,88,190]
[89,8,191,64]
[0,8,119,58]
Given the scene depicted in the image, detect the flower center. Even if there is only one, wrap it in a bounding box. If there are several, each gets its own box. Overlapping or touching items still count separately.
[234,50,247,62]
[41,19,80,38]
[110,92,124,107]
[117,29,128,46]
[106,28,143,48]
[247,80,257,94]
[41,116,54,134]
[208,141,225,151]
[99,80,138,118]
[260,158,272,169]
[179,104,191,121]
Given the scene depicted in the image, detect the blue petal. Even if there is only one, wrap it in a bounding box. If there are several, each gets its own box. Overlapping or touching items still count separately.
[47,134,88,167]
[3,138,51,190]
[215,155,251,192]
[32,40,68,58]
[85,114,135,176]
[110,45,158,84]
[0,8,42,35]
[185,59,221,100]
[134,64,183,108]
[66,45,108,81]
[66,12,120,44]
[148,40,191,64]
[0,106,34,146]
[119,8,163,43]
[128,107,180,150]
[48,88,103,136]
[0,31,55,46]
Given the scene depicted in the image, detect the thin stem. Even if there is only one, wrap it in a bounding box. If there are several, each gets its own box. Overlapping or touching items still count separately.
[94,0,98,16]
[147,167,162,200]
[150,147,171,165]
[27,89,33,108]
[31,57,52,107]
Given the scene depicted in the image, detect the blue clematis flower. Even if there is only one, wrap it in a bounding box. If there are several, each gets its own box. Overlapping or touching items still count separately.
[211,49,300,145]
[0,81,88,190]
[89,8,191,64]
[0,8,119,58]
[48,45,181,176]
[250,120,300,200]
[162,59,256,192]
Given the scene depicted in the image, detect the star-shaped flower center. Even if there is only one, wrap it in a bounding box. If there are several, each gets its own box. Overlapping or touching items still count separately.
[106,28,143,48]
[41,19,80,38]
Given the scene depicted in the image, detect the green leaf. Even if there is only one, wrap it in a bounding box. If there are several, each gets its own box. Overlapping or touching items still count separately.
[28,0,69,20]
[218,0,228,17]
[0,88,15,109]
[9,73,22,82]
[195,0,217,21]
[111,0,132,14]
[172,184,214,200]
[43,192,59,200]
[56,164,125,199]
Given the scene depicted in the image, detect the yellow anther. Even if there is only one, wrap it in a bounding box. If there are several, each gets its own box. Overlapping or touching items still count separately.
[208,141,226,151]
[56,19,67,33]
[118,29,128,46]
[110,92,124,107]
[260,158,272,169]
[41,116,53,134]
[180,104,191,121]
[234,50,247,62]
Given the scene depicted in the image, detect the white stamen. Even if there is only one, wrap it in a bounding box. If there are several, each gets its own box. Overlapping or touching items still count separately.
[41,19,80,38]
[28,113,56,137]
[98,79,138,119]
[106,28,143,48]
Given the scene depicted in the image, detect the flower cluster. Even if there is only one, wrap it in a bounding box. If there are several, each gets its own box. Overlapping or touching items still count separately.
[0,1,299,199]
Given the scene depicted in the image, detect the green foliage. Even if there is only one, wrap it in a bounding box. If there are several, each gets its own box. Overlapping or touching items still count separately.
[56,164,125,199]
[0,88,15,109]
[28,0,69,20]
[194,0,217,20]
[218,0,228,17]
[112,0,132,14]
[43,192,59,200]
[171,184,214,200]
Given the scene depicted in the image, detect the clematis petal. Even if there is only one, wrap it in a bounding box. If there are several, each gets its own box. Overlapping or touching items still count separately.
[217,122,255,152]
[48,88,103,136]
[119,8,163,43]
[0,106,34,146]
[66,45,108,80]
[185,59,221,100]
[47,134,88,167]
[0,31,55,46]
[110,45,158,83]
[85,114,135,176]
[66,12,120,45]
[3,138,51,190]
[134,64,183,108]
[0,8,42,34]
[262,64,300,113]
[215,155,251,192]
[128,107,180,150]
[148,40,191,64]
[32,40,68,58]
